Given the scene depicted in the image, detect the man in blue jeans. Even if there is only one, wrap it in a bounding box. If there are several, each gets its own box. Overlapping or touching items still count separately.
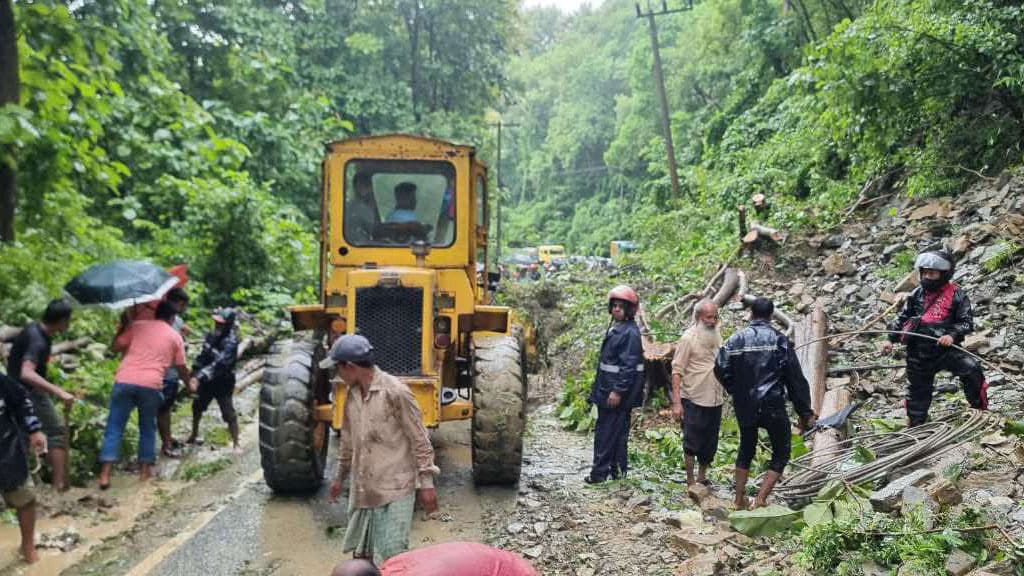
[100,302,190,488]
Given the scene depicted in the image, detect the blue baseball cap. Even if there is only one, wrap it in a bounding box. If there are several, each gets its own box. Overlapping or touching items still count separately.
[319,334,375,369]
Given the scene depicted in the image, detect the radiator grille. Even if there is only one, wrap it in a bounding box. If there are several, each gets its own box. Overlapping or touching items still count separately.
[355,286,423,375]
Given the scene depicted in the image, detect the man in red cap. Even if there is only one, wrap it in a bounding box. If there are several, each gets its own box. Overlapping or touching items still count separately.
[585,285,644,484]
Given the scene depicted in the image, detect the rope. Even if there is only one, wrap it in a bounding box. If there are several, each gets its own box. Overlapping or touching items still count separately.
[793,329,1022,389]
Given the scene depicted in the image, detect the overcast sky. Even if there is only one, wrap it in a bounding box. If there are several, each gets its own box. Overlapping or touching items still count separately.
[523,0,601,13]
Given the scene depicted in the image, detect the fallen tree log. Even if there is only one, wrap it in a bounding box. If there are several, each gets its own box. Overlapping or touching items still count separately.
[828,363,904,376]
[52,337,93,355]
[711,268,739,307]
[742,222,785,245]
[735,269,748,301]
[814,377,851,469]
[0,325,21,342]
[235,368,266,394]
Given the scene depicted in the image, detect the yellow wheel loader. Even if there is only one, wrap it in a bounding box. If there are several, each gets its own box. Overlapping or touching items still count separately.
[258,135,529,492]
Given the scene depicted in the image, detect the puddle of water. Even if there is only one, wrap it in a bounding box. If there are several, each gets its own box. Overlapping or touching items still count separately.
[0,483,167,576]
[259,497,339,576]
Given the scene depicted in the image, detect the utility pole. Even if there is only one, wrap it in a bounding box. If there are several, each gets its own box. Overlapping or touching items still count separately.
[636,0,692,200]
[489,120,518,263]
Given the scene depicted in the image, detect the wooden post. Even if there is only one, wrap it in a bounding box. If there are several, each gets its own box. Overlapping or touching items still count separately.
[794,301,829,416]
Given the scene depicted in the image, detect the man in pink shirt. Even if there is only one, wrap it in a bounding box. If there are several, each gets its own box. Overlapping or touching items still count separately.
[99,302,190,488]
[330,542,538,576]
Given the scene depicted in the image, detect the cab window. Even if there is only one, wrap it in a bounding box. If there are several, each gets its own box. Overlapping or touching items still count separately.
[343,159,456,247]
[476,174,487,227]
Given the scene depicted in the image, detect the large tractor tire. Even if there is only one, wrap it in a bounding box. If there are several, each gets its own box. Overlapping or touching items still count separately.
[471,334,527,485]
[259,340,329,493]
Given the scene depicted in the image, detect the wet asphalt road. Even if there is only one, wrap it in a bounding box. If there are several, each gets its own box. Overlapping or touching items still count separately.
[142,422,517,576]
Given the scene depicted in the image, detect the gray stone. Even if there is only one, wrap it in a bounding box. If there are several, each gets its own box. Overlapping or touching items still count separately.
[883,243,904,257]
[870,469,935,512]
[823,234,847,249]
[627,492,652,509]
[673,528,734,556]
[927,478,962,506]
[946,548,976,576]
[506,522,526,535]
[675,552,722,576]
[629,522,653,537]
[823,253,857,276]
[822,281,839,293]
[533,522,548,536]
[522,545,543,560]
[987,496,1015,516]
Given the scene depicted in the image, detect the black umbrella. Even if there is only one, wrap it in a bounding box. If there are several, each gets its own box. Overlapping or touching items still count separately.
[65,260,179,310]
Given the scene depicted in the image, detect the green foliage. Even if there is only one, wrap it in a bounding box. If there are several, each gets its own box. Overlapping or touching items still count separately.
[983,241,1022,273]
[729,504,803,537]
[179,457,232,482]
[878,249,916,282]
[796,504,992,573]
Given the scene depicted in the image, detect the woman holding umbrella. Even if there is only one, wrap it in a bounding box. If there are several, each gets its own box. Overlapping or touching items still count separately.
[98,301,191,487]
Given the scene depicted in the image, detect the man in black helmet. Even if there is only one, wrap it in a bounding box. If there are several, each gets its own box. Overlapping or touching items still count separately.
[882,250,987,426]
[188,309,240,451]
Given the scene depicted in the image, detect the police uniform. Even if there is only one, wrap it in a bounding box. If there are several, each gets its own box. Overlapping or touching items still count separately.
[587,319,644,482]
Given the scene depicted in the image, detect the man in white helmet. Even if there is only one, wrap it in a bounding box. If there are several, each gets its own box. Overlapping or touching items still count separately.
[882,249,987,426]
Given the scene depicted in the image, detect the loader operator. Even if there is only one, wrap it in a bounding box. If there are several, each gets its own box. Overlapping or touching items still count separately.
[346,172,379,243]
[881,249,988,426]
[585,285,644,484]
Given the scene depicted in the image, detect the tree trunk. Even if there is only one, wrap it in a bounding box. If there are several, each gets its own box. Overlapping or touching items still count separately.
[0,0,19,243]
[404,2,421,122]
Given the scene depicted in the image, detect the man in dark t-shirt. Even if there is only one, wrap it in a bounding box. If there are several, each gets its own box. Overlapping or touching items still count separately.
[7,300,74,491]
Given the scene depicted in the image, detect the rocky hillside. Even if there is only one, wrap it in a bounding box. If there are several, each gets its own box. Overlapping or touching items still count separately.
[743,176,1024,420]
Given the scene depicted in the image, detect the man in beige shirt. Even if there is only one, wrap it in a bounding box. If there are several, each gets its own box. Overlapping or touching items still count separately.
[325,335,439,565]
[670,299,725,485]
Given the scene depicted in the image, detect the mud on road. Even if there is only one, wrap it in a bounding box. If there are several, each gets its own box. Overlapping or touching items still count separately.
[3,359,679,576]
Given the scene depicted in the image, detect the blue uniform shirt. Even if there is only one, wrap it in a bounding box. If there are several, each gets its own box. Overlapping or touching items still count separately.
[588,319,644,410]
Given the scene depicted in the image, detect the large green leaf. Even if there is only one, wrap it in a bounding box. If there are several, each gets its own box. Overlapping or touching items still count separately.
[803,502,834,528]
[728,505,802,537]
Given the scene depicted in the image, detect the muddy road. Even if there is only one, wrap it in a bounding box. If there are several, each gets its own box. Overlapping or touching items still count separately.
[59,422,520,576]
[43,371,612,576]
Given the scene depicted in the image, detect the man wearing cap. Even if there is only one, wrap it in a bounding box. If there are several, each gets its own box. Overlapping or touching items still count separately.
[585,285,644,484]
[882,249,988,425]
[187,309,240,451]
[324,334,439,565]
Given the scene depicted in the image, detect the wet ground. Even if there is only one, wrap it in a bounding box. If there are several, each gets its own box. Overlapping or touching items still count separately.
[2,360,668,576]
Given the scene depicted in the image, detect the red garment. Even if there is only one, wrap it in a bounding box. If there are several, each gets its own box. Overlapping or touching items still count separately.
[920,281,958,324]
[380,542,538,576]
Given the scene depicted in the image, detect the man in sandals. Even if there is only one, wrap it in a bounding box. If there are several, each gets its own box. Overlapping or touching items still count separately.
[670,299,724,486]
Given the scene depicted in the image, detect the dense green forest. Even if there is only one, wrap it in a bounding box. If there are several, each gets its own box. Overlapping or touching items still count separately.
[0,0,515,321]
[2,0,1023,319]
[504,0,1024,288]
